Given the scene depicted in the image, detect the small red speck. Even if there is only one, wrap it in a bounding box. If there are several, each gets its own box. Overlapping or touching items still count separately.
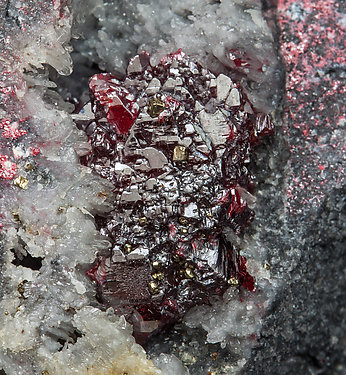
[169,223,177,238]
[175,246,185,257]
[318,164,325,171]
[30,147,40,156]
[161,298,179,312]
[160,49,185,66]
[0,119,10,128]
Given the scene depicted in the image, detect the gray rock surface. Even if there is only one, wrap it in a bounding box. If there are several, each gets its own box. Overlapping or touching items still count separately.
[245,186,345,374]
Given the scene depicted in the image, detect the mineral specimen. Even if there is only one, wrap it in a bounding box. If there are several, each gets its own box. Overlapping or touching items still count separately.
[80,50,274,339]
[0,2,170,374]
[0,0,282,373]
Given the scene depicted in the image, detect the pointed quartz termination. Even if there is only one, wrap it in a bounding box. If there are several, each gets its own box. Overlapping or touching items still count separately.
[81,50,274,338]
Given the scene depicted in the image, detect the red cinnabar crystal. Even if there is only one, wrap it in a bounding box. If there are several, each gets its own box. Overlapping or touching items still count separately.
[79,51,273,339]
[89,73,139,134]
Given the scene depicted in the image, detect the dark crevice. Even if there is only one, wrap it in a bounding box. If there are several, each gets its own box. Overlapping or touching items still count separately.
[11,249,43,270]
[297,352,324,369]
[57,329,84,351]
[261,0,278,11]
[54,56,101,109]
[323,66,346,79]
[44,323,84,352]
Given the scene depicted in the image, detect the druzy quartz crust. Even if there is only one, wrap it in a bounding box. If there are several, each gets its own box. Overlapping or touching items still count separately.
[80,50,274,338]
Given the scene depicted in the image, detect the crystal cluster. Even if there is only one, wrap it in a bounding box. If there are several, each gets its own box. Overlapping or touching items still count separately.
[80,51,274,337]
[0,2,171,374]
[0,0,279,373]
[73,0,282,112]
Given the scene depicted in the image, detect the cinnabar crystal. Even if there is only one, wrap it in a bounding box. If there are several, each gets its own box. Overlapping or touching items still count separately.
[80,51,273,339]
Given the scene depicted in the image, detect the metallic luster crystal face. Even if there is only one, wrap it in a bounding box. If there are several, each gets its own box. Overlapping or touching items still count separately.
[13,175,29,189]
[81,50,274,339]
[147,98,166,118]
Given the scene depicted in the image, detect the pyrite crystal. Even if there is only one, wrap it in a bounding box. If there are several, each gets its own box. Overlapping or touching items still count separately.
[81,50,273,339]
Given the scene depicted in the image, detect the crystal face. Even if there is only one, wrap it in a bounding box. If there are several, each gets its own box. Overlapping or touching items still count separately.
[81,50,274,338]
[89,73,140,134]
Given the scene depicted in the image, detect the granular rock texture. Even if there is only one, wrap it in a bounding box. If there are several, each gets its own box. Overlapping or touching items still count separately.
[243,0,346,374]
[245,188,345,374]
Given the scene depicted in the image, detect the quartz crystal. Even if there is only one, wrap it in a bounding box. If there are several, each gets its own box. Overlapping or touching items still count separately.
[79,50,274,340]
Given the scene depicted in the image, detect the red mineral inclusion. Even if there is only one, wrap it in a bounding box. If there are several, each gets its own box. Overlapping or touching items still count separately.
[227,188,248,218]
[229,49,251,68]
[160,48,185,66]
[0,155,17,179]
[89,73,139,134]
[237,255,255,292]
[86,256,107,285]
[1,120,27,139]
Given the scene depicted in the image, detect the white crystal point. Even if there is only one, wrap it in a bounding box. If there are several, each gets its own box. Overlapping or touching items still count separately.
[154,353,190,375]
[226,88,241,107]
[216,74,233,102]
